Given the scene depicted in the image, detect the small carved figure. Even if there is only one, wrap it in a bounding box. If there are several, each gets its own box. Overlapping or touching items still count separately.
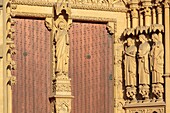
[138,34,150,85]
[124,38,137,87]
[55,15,69,75]
[150,33,164,84]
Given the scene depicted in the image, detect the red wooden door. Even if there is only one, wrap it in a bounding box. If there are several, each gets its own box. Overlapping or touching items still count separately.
[69,22,113,113]
[12,18,51,113]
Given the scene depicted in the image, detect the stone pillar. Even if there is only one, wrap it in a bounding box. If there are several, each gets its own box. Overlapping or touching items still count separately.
[112,33,124,113]
[164,1,170,113]
[139,10,143,26]
[142,0,152,26]
[157,5,163,42]
[157,6,162,24]
[126,12,131,28]
[131,8,138,28]
[129,0,139,27]
[152,8,156,24]
[144,7,151,26]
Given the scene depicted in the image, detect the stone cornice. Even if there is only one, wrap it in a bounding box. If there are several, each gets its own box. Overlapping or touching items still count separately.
[71,4,127,12]
[71,15,116,22]
[11,11,53,18]
[12,1,128,12]
[12,1,54,7]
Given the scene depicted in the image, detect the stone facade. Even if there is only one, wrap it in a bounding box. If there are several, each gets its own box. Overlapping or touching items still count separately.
[0,0,170,113]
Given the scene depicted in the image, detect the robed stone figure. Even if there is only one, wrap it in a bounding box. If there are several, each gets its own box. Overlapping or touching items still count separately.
[150,33,164,84]
[124,38,137,86]
[55,15,69,75]
[138,34,150,85]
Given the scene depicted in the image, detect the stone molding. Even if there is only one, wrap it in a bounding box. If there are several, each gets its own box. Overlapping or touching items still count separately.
[71,4,127,12]
[11,11,53,18]
[12,1,54,7]
[12,1,127,12]
[71,15,116,22]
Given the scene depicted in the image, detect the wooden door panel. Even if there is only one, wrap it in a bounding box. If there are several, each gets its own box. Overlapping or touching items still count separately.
[12,18,51,113]
[69,22,113,113]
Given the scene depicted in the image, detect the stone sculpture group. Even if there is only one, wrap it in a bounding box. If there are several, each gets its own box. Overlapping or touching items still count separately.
[124,33,164,102]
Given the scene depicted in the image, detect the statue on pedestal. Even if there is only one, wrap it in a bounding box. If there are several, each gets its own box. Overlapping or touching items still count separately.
[138,34,151,101]
[124,38,137,102]
[54,15,69,76]
[150,33,164,101]
[124,38,137,87]
[138,34,150,85]
[150,33,164,84]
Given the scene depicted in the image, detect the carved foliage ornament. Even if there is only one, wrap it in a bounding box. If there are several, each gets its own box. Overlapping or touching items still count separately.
[6,1,16,86]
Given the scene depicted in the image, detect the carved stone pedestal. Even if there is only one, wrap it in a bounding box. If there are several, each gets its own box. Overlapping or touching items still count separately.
[50,74,74,113]
[152,83,164,102]
[139,85,150,102]
[126,86,137,103]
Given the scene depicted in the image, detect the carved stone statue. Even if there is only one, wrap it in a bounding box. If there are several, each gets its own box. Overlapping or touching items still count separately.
[150,33,164,84]
[138,34,150,85]
[55,15,69,75]
[124,38,137,87]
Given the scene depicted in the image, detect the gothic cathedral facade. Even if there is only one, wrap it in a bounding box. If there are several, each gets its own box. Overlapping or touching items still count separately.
[0,0,170,113]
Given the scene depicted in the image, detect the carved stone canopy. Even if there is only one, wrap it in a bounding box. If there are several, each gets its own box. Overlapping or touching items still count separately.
[149,24,164,33]
[123,28,135,36]
[54,2,71,17]
[136,26,149,35]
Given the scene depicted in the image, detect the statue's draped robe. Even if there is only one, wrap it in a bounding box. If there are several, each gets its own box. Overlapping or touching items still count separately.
[55,29,69,74]
[124,45,137,86]
[138,42,150,85]
[150,41,164,84]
